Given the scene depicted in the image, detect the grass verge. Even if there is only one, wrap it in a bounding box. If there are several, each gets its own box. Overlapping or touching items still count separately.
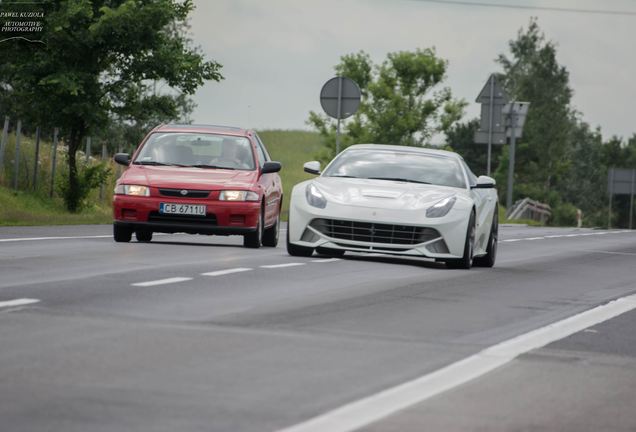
[0,186,111,226]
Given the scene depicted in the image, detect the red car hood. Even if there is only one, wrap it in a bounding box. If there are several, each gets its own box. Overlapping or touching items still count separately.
[120,165,258,189]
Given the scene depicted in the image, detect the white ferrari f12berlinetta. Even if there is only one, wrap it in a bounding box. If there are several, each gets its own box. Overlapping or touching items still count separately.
[287,144,499,269]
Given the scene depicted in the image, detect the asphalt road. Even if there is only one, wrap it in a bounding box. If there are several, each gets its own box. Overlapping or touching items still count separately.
[1,223,635,432]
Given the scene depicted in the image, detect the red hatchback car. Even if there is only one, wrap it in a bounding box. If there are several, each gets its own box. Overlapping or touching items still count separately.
[112,124,283,248]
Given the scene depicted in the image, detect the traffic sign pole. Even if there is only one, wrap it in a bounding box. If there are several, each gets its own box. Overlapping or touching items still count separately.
[487,75,494,175]
[336,77,343,155]
[506,109,517,211]
[630,169,635,230]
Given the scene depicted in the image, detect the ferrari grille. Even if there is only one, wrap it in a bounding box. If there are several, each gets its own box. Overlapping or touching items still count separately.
[309,218,440,245]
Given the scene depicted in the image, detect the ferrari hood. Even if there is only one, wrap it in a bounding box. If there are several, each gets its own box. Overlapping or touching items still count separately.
[312,177,462,210]
[120,165,258,189]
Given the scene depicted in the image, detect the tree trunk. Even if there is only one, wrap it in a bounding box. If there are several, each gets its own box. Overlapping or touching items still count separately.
[65,124,85,212]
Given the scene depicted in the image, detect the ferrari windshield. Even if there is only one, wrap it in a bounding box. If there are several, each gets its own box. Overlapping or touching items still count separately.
[134,132,255,170]
[322,149,467,188]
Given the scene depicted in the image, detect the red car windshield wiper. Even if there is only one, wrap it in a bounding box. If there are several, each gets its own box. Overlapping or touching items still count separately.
[133,161,188,167]
[190,164,236,170]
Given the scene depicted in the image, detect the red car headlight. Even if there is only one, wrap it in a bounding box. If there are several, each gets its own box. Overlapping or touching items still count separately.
[114,184,150,197]
[219,190,259,201]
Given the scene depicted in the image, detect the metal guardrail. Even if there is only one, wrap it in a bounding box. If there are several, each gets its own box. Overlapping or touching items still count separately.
[506,197,552,223]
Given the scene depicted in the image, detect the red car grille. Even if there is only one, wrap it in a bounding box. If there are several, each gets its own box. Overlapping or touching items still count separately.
[158,188,210,198]
[148,212,217,225]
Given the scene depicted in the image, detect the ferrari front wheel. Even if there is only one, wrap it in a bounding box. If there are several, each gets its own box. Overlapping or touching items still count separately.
[446,211,475,270]
[286,219,314,257]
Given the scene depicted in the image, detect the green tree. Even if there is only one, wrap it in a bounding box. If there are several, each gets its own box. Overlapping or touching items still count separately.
[0,0,222,211]
[560,121,606,226]
[495,18,575,206]
[308,49,465,163]
[445,119,503,176]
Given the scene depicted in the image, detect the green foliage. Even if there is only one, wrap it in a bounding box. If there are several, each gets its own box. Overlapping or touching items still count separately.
[58,161,111,211]
[494,18,574,205]
[256,130,323,220]
[445,119,503,176]
[550,202,578,227]
[308,49,465,163]
[0,185,111,226]
[0,0,222,211]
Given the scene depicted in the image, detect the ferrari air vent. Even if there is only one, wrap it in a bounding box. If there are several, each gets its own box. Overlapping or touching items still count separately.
[310,218,440,245]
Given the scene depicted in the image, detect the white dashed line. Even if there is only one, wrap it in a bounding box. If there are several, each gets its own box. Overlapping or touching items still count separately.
[0,235,112,242]
[311,258,342,263]
[501,230,635,243]
[584,250,636,256]
[260,263,306,269]
[0,298,40,308]
[278,292,636,432]
[132,277,192,287]
[201,268,253,276]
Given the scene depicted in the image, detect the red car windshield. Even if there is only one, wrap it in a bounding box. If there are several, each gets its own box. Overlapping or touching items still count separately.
[133,132,256,171]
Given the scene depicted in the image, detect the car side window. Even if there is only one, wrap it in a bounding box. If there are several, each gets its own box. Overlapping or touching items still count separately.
[253,134,271,167]
[464,161,478,187]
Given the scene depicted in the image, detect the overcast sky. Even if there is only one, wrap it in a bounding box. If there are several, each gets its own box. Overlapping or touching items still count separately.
[188,0,636,142]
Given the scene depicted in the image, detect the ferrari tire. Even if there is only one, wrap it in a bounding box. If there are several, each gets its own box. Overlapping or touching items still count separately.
[473,207,498,268]
[446,211,475,270]
[315,247,345,257]
[286,218,314,257]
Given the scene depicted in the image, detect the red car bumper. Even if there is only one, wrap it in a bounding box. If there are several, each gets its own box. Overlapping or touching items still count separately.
[113,195,260,235]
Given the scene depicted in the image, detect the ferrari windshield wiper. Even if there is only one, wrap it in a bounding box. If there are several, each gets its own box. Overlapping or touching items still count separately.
[190,164,236,170]
[366,177,431,185]
[327,174,357,178]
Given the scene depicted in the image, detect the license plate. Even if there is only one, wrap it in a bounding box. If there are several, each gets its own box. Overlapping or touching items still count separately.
[159,203,206,216]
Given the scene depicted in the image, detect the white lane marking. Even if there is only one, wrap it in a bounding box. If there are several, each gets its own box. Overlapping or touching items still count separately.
[584,250,636,256]
[0,235,112,242]
[277,292,636,432]
[0,233,172,243]
[201,268,253,276]
[132,277,192,287]
[260,263,305,269]
[312,258,342,263]
[0,298,40,308]
[501,230,636,243]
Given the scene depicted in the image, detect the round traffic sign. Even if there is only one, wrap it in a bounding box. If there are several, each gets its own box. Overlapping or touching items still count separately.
[320,77,361,120]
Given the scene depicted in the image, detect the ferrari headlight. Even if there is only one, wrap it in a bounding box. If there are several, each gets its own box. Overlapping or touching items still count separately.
[219,190,259,201]
[305,183,327,209]
[426,196,456,218]
[114,184,150,196]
